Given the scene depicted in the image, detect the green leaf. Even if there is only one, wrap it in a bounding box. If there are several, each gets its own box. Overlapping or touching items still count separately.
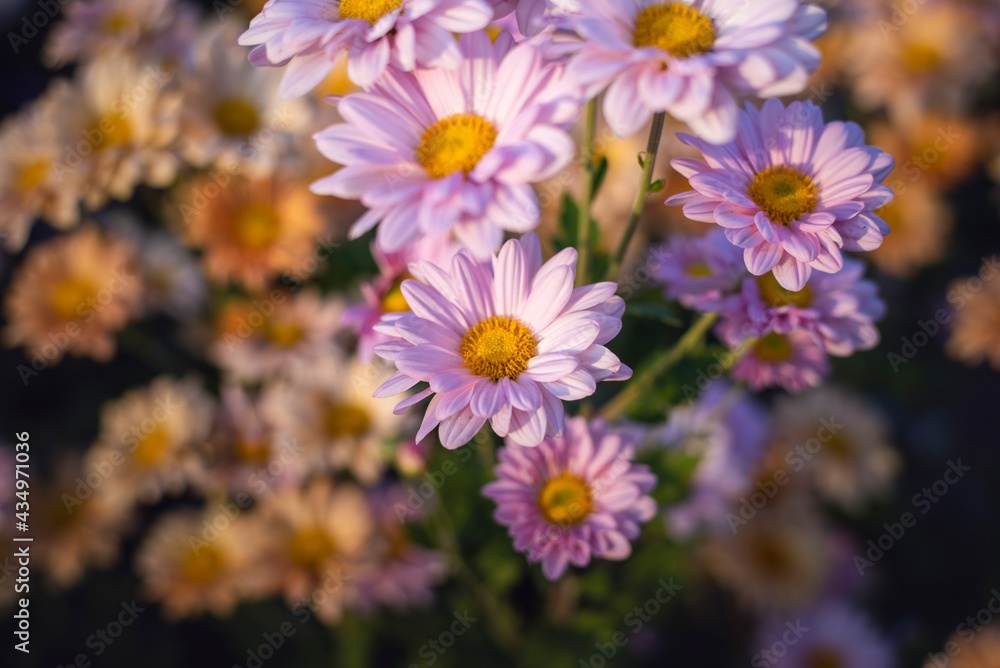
[649,179,665,193]
[591,155,610,197]
[555,192,581,250]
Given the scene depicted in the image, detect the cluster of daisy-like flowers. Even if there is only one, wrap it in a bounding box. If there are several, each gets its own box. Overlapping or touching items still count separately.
[9,0,994,660]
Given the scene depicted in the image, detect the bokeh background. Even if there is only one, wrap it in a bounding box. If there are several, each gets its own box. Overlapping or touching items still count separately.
[1,0,1000,666]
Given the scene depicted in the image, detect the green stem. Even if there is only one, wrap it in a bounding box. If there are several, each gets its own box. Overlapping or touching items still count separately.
[599,311,718,421]
[429,501,520,649]
[576,99,598,288]
[607,112,667,281]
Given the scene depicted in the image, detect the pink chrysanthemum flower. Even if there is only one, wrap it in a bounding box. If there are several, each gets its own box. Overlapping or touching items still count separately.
[312,32,580,258]
[652,228,745,310]
[718,258,884,357]
[667,99,895,290]
[755,602,894,668]
[343,234,462,363]
[564,0,826,142]
[723,328,829,392]
[372,233,631,449]
[482,417,656,580]
[488,0,579,36]
[238,0,493,96]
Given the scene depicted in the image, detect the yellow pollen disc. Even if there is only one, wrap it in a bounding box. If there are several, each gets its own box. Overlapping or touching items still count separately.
[338,0,404,24]
[324,402,372,438]
[17,161,49,192]
[213,98,260,136]
[183,545,225,584]
[633,3,715,58]
[749,165,819,226]
[900,41,942,73]
[231,203,281,250]
[134,427,171,467]
[687,261,712,278]
[50,278,97,320]
[103,12,131,34]
[749,533,795,579]
[417,114,498,180]
[92,116,132,150]
[754,332,793,363]
[380,274,412,313]
[266,319,304,348]
[756,272,813,308]
[287,526,336,570]
[824,433,852,461]
[804,647,845,668]
[460,316,537,382]
[234,437,271,463]
[538,472,594,525]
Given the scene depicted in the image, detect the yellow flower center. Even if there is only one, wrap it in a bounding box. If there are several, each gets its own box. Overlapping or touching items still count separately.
[687,261,712,278]
[633,3,716,58]
[231,203,281,250]
[900,41,942,73]
[824,433,852,461]
[380,273,412,313]
[757,273,813,308]
[102,12,131,34]
[538,472,594,525]
[338,0,404,24]
[753,332,793,363]
[92,116,132,150]
[49,278,97,320]
[287,526,336,570]
[183,545,225,584]
[460,316,537,382]
[134,427,171,467]
[748,166,819,226]
[749,533,795,579]
[804,647,846,668]
[234,436,271,463]
[17,161,49,192]
[324,402,372,438]
[417,114,498,179]
[213,97,260,137]
[265,319,305,348]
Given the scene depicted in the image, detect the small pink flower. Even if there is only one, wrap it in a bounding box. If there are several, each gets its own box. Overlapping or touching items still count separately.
[564,0,826,142]
[312,31,580,259]
[652,228,745,310]
[372,233,630,449]
[718,258,885,357]
[482,417,657,580]
[722,328,829,392]
[343,234,462,363]
[667,99,894,291]
[239,0,494,96]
